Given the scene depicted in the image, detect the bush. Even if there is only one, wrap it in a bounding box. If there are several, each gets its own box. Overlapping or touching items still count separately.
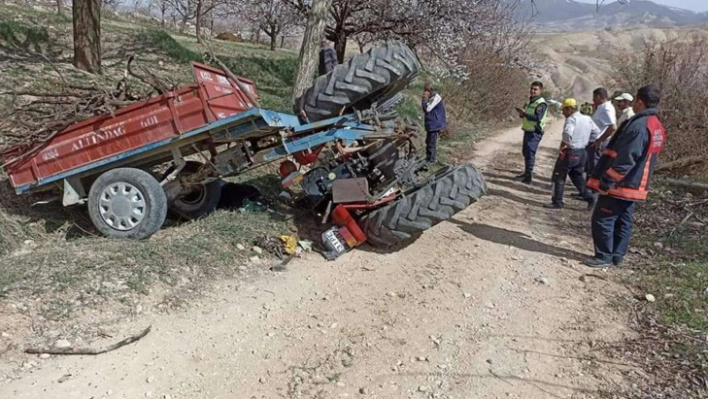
[611,36,708,179]
[0,20,50,52]
[440,48,528,129]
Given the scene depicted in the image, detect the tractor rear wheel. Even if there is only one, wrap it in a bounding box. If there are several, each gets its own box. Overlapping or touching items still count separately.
[358,163,487,248]
[162,161,221,220]
[295,40,421,122]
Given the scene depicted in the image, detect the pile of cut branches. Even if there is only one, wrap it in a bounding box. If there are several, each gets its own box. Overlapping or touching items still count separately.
[0,56,176,169]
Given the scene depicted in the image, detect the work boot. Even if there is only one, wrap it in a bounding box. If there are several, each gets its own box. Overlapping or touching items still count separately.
[583,257,612,268]
[612,256,624,267]
[515,172,528,179]
[570,193,586,200]
[543,202,564,209]
[521,175,533,185]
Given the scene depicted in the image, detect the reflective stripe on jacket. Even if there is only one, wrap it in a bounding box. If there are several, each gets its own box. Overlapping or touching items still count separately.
[521,96,548,133]
[586,108,666,202]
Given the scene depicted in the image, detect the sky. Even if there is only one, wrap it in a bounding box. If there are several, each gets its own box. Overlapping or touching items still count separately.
[577,0,708,12]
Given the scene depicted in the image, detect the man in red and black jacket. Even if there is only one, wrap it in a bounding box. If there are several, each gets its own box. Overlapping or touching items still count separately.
[583,85,667,268]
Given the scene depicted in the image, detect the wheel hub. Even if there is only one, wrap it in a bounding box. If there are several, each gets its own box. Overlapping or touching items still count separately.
[98,182,146,231]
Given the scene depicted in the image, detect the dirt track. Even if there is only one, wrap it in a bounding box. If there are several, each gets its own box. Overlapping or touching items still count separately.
[1,119,633,399]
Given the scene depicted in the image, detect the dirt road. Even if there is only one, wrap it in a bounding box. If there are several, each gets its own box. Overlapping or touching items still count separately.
[1,119,632,399]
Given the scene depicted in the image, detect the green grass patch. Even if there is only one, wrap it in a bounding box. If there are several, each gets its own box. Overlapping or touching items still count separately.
[137,29,203,63]
[639,259,708,331]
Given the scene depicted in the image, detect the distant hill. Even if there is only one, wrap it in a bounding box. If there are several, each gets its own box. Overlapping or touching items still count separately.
[512,0,707,31]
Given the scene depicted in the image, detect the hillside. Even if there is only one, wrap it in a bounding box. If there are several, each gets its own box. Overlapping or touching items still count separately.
[514,0,707,31]
[529,25,708,100]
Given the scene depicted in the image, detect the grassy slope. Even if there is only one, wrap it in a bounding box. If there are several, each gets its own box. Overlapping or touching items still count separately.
[0,4,490,321]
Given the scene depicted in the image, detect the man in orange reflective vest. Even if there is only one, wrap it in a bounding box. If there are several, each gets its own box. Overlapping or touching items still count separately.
[583,85,666,268]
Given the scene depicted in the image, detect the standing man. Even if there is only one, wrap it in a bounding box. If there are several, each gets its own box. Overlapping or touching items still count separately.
[515,81,548,184]
[614,92,635,127]
[319,37,338,76]
[586,88,617,175]
[544,98,600,209]
[421,82,447,164]
[583,85,666,268]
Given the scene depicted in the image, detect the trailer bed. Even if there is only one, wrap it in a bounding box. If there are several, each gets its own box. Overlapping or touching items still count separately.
[2,62,261,194]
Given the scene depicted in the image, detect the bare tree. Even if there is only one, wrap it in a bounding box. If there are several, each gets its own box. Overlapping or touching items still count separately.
[73,0,102,74]
[165,0,229,41]
[241,0,300,51]
[150,0,171,27]
[292,0,333,113]
[103,0,124,12]
[57,0,64,15]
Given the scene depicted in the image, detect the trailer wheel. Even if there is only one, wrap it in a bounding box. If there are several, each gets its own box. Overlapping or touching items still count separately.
[88,168,168,239]
[359,163,487,248]
[295,40,421,122]
[163,161,221,220]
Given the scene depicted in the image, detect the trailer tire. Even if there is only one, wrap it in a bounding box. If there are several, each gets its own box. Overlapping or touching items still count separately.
[295,40,421,122]
[359,163,487,248]
[163,161,221,220]
[88,168,168,240]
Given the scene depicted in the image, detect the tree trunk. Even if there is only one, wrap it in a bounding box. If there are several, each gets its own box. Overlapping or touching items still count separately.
[195,0,203,43]
[57,0,63,15]
[292,0,333,112]
[160,4,166,27]
[73,0,102,74]
[334,34,346,63]
[269,26,278,51]
[280,36,285,48]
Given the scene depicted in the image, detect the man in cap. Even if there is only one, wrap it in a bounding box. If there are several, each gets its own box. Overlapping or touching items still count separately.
[583,85,667,268]
[544,98,600,209]
[614,92,636,127]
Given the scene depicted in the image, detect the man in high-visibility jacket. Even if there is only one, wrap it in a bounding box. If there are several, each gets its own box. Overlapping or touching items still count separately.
[583,84,666,268]
[515,81,548,184]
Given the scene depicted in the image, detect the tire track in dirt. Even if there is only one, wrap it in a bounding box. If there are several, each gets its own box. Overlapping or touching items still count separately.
[1,119,634,399]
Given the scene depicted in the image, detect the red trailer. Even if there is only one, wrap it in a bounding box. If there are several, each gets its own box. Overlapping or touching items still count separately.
[4,62,258,193]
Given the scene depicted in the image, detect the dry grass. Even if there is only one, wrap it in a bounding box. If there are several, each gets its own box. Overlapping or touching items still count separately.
[598,186,708,398]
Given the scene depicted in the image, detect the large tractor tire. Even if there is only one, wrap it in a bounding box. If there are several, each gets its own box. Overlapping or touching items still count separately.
[359,164,487,248]
[295,40,422,122]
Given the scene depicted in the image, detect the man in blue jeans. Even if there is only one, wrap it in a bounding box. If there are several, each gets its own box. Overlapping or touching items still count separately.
[584,85,666,268]
[421,82,447,164]
[515,81,548,184]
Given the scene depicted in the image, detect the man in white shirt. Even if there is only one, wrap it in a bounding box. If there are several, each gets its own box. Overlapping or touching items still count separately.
[545,98,601,209]
[586,87,617,175]
[614,92,636,127]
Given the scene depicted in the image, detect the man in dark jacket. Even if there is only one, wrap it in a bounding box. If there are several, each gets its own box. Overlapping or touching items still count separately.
[421,82,447,164]
[583,85,666,268]
[319,38,338,76]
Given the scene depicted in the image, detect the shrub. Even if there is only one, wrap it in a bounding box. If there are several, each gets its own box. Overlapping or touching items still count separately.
[440,48,528,129]
[611,36,708,179]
